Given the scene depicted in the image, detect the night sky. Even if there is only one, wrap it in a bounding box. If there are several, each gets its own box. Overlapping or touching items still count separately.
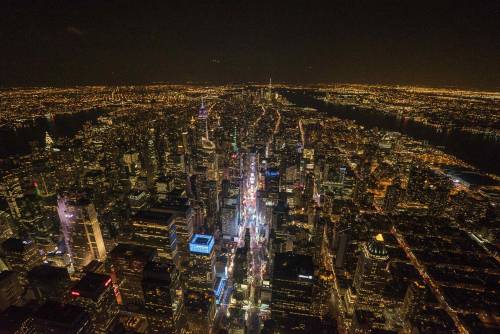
[1,0,499,88]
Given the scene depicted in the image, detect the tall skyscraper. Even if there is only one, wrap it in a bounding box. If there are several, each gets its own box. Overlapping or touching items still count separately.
[0,173,23,219]
[1,237,43,286]
[184,234,216,332]
[270,252,316,332]
[383,180,403,211]
[131,208,178,263]
[57,193,106,272]
[353,234,390,309]
[70,272,118,334]
[150,199,194,270]
[401,281,427,325]
[0,271,23,311]
[0,212,14,242]
[28,264,72,303]
[109,243,157,310]
[142,260,184,333]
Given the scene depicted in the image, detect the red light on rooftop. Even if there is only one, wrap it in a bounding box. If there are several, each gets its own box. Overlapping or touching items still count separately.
[71,291,80,297]
[104,278,112,287]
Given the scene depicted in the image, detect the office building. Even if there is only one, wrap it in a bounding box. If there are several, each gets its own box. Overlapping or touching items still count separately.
[1,238,42,286]
[184,234,216,332]
[27,264,71,303]
[0,271,23,311]
[109,243,157,310]
[57,193,106,272]
[131,209,178,263]
[142,260,184,333]
[70,272,119,333]
[29,301,94,334]
[148,201,194,268]
[353,234,390,309]
[271,252,316,332]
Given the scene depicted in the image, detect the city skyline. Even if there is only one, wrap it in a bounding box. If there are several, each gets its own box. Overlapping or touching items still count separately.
[0,2,498,334]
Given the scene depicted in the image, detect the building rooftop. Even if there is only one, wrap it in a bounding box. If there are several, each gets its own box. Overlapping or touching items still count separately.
[28,264,70,283]
[273,252,314,281]
[189,234,215,255]
[0,270,17,282]
[110,243,157,261]
[0,305,33,332]
[1,238,32,253]
[71,272,112,301]
[133,209,174,224]
[142,260,175,284]
[32,301,90,329]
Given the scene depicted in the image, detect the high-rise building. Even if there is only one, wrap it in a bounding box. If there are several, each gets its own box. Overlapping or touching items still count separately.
[27,264,71,303]
[29,301,94,334]
[353,234,390,309]
[1,238,43,286]
[109,243,157,310]
[184,234,216,332]
[401,281,427,325]
[270,252,316,332]
[70,272,118,334]
[0,173,23,219]
[57,193,106,272]
[383,181,403,211]
[0,271,23,311]
[131,209,178,263]
[142,260,184,334]
[150,199,194,269]
[407,164,426,202]
[0,212,13,242]
[0,305,34,333]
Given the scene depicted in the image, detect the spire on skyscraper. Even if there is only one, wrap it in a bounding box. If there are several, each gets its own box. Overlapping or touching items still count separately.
[45,131,54,150]
[198,97,208,119]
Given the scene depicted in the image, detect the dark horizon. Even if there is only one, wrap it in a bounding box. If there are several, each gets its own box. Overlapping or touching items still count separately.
[1,0,499,90]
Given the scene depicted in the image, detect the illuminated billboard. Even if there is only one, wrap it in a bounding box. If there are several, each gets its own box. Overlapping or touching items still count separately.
[189,234,215,255]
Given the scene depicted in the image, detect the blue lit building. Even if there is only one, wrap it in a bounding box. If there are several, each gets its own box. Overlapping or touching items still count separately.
[185,234,216,331]
[188,234,214,255]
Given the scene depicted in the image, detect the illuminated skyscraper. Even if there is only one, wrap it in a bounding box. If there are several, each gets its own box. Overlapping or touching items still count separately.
[197,97,209,141]
[353,234,390,309]
[131,208,178,263]
[270,252,316,332]
[109,243,157,310]
[150,199,194,270]
[70,272,118,334]
[0,173,23,219]
[57,193,106,272]
[186,234,216,291]
[184,234,216,332]
[1,238,43,286]
[0,212,13,242]
[142,260,184,334]
[45,131,54,150]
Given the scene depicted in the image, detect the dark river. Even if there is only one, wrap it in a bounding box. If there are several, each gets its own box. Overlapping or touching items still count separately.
[282,89,499,184]
[0,108,103,158]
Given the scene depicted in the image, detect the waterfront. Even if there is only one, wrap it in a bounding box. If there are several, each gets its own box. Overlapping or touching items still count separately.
[282,89,500,179]
[0,108,103,158]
